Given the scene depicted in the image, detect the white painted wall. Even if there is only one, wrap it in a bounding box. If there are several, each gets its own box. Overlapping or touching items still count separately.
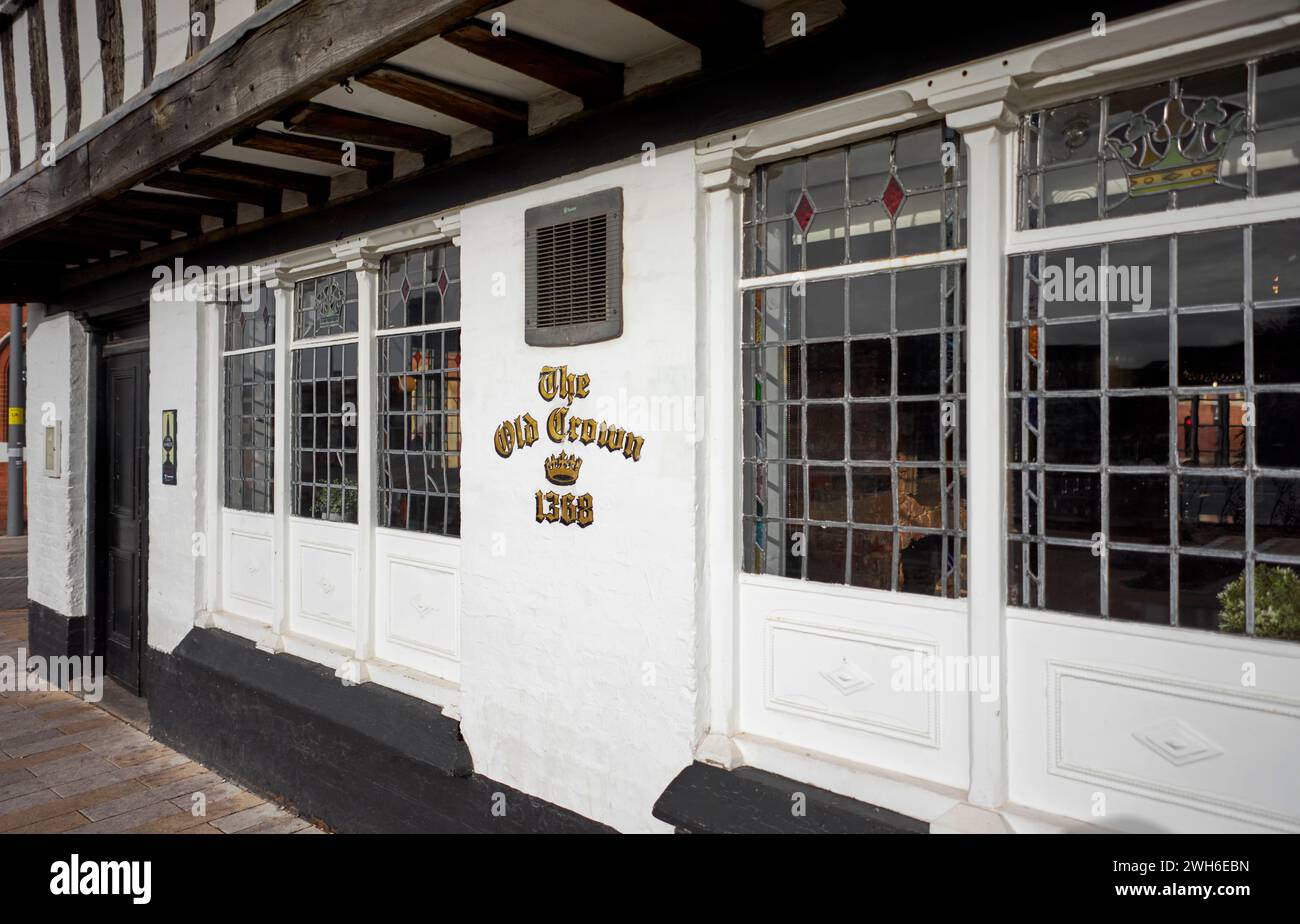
[11,11,36,167]
[25,308,89,620]
[457,148,703,832]
[75,0,104,130]
[147,293,211,654]
[154,0,189,76]
[43,0,67,146]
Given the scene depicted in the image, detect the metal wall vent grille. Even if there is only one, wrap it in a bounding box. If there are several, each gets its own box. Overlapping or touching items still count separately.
[525,188,623,346]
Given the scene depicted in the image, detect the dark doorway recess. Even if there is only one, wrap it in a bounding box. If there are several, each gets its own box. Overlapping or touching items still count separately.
[88,311,150,696]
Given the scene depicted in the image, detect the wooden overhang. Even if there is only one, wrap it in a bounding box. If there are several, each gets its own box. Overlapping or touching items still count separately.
[0,0,1183,302]
[0,0,792,299]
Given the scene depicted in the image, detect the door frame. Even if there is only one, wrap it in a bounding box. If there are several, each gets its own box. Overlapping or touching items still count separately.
[84,307,150,695]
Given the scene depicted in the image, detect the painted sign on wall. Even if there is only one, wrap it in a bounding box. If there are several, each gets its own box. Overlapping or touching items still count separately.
[161,409,178,485]
[494,366,646,527]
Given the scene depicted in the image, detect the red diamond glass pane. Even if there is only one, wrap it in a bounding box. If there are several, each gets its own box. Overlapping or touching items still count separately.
[881,174,906,218]
[401,276,412,302]
[793,191,816,233]
[437,268,450,298]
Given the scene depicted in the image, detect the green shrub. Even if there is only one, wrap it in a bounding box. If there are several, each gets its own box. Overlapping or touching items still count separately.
[1218,565,1300,641]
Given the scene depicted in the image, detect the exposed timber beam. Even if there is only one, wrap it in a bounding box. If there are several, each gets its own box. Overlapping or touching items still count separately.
[65,214,171,243]
[114,189,238,225]
[234,127,395,172]
[605,0,763,67]
[441,20,624,106]
[181,154,333,204]
[0,0,498,249]
[82,207,201,237]
[281,102,451,157]
[144,172,284,215]
[355,64,528,138]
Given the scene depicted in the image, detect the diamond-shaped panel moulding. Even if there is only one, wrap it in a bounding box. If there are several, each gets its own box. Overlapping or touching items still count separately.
[793,190,816,233]
[1132,718,1223,767]
[881,173,906,218]
[820,658,874,696]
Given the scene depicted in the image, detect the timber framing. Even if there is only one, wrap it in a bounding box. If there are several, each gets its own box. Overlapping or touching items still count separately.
[0,0,499,248]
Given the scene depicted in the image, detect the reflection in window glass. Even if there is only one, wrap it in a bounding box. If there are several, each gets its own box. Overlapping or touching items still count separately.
[1008,217,1300,641]
[291,343,359,523]
[222,292,275,514]
[742,262,967,597]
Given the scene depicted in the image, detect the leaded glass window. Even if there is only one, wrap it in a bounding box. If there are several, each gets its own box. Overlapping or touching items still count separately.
[742,259,968,597]
[296,270,358,339]
[377,243,462,536]
[291,342,359,523]
[743,124,966,277]
[1018,50,1300,229]
[222,285,275,513]
[1007,217,1300,641]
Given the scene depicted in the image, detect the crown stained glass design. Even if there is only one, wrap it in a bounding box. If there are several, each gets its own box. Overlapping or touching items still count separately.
[1018,50,1300,229]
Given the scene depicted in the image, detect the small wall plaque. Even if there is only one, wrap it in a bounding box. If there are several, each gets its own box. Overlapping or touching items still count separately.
[162,409,178,485]
[43,423,60,478]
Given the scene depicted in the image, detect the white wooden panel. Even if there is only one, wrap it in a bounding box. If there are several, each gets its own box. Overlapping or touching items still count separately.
[766,617,937,746]
[1009,611,1300,832]
[288,518,358,649]
[739,576,970,788]
[221,509,275,624]
[373,529,460,682]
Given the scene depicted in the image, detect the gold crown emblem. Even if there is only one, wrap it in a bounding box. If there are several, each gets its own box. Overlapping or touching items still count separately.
[544,451,583,486]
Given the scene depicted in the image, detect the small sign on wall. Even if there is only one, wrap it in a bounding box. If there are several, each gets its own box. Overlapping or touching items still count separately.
[161,409,178,485]
[43,423,60,478]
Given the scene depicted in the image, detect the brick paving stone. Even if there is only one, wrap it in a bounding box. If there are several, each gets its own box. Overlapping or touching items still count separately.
[0,780,147,833]
[81,772,223,822]
[69,800,189,834]
[0,590,320,835]
[244,815,313,834]
[139,762,208,788]
[211,802,286,833]
[8,812,91,834]
[0,742,90,773]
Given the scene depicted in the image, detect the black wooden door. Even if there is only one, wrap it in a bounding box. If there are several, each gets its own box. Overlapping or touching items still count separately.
[98,349,149,693]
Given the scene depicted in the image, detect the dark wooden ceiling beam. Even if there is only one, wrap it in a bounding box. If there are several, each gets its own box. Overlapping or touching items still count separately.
[144,171,284,214]
[281,102,451,158]
[114,189,238,225]
[234,127,394,170]
[65,214,171,243]
[605,0,762,66]
[355,64,528,138]
[181,154,333,204]
[82,207,200,237]
[441,20,624,106]
[37,227,145,253]
[0,0,500,248]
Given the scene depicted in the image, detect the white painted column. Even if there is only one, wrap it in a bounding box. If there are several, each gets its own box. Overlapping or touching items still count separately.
[695,143,750,768]
[334,241,379,682]
[262,266,293,652]
[932,80,1020,808]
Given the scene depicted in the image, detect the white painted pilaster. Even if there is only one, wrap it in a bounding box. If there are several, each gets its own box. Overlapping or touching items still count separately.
[931,78,1022,809]
[695,143,750,769]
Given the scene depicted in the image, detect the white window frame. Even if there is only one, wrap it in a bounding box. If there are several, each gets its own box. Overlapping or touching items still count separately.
[200,214,464,706]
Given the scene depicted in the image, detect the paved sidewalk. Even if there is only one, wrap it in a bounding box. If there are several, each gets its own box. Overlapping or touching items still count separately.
[0,544,323,833]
